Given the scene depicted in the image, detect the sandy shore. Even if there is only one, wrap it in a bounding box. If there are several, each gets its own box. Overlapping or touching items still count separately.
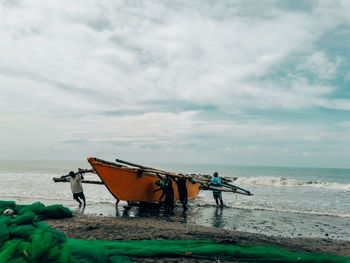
[47,214,350,261]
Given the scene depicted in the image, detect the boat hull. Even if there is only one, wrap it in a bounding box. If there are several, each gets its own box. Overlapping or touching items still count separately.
[87,157,202,202]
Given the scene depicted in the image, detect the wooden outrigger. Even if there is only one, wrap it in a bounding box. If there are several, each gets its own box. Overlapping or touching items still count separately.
[53,157,252,204]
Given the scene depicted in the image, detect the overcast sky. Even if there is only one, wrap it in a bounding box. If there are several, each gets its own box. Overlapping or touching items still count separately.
[1,0,350,168]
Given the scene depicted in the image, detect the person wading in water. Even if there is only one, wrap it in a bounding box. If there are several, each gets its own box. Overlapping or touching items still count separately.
[62,171,86,206]
[209,172,223,206]
[175,176,188,211]
[163,176,175,212]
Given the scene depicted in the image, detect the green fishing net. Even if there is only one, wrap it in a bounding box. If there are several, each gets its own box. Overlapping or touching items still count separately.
[1,200,349,263]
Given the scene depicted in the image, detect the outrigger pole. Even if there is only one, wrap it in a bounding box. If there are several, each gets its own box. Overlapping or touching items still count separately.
[115,158,201,180]
[58,168,96,178]
[115,158,252,196]
[221,181,252,195]
[53,168,103,185]
[115,158,155,170]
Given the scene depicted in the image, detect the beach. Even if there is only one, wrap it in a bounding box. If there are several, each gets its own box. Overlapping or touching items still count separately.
[3,199,350,263]
[2,160,350,261]
[47,213,350,260]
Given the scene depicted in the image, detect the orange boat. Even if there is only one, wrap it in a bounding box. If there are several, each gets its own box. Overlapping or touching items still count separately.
[87,157,204,202]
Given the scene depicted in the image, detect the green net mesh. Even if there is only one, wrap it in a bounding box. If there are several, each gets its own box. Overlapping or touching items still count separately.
[1,200,349,263]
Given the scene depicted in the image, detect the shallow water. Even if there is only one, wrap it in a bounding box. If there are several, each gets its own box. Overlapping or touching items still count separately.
[1,160,350,241]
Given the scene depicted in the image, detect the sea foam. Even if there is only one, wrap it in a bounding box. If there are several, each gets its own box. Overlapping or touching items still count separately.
[233,176,350,190]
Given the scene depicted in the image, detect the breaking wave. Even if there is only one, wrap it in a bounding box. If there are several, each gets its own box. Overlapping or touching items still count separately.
[233,176,350,190]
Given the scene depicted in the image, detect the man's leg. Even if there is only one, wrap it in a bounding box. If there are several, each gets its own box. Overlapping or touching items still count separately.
[213,192,219,206]
[80,192,86,206]
[219,192,223,206]
[182,197,188,211]
[73,194,82,205]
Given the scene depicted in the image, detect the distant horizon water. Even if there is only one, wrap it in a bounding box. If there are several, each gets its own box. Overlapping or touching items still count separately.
[1,158,349,171]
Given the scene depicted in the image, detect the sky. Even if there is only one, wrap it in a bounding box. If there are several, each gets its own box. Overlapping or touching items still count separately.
[1,0,350,168]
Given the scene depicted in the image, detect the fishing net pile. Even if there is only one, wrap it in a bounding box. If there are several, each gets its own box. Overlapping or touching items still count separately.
[1,200,350,263]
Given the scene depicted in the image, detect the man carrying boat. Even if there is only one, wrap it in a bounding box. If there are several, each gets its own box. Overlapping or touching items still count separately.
[62,171,86,206]
[209,172,224,206]
[154,179,166,202]
[163,176,175,212]
[174,176,188,211]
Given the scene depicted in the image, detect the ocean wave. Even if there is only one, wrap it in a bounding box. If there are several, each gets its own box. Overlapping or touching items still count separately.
[233,176,350,190]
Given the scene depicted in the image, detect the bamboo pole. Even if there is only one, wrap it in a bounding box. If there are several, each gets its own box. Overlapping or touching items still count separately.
[52,177,103,184]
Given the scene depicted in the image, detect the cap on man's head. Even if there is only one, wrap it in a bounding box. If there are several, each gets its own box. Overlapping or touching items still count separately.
[213,172,218,177]
[69,171,75,177]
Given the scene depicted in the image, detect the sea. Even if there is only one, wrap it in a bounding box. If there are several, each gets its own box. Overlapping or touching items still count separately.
[1,160,350,241]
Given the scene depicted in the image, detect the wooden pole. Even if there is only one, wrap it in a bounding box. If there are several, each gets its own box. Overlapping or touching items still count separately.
[115,158,164,172]
[59,168,95,179]
[52,177,103,184]
[203,186,253,196]
[222,182,251,195]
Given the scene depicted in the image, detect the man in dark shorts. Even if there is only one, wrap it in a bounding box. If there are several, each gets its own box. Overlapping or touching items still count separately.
[65,171,86,206]
[209,172,223,206]
[175,176,188,211]
[163,176,174,212]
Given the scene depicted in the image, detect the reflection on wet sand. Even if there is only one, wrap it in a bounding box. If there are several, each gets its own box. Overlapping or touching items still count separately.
[122,206,132,217]
[114,203,189,223]
[67,200,349,241]
[74,205,86,215]
[212,206,224,228]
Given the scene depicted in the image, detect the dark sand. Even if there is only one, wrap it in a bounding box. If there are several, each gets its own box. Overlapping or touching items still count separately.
[47,214,350,262]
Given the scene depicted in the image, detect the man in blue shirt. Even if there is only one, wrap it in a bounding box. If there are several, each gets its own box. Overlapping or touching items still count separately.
[209,172,223,206]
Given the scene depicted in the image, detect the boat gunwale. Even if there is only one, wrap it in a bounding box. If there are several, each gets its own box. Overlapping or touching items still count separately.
[90,159,166,180]
[91,157,209,181]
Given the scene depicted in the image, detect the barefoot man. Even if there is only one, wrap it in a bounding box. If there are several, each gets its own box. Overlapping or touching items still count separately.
[63,171,86,206]
[209,172,224,207]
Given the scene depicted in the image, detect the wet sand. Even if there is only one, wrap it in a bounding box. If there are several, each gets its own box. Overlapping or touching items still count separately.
[47,213,350,261]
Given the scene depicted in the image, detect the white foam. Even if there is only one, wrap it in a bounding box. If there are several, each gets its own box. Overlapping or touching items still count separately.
[195,200,350,218]
[233,176,350,190]
[229,203,350,218]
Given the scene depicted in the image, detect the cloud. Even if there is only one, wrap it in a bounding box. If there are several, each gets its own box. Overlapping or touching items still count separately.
[1,0,350,166]
[0,1,318,105]
[317,99,350,111]
[297,52,343,79]
[1,0,348,111]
